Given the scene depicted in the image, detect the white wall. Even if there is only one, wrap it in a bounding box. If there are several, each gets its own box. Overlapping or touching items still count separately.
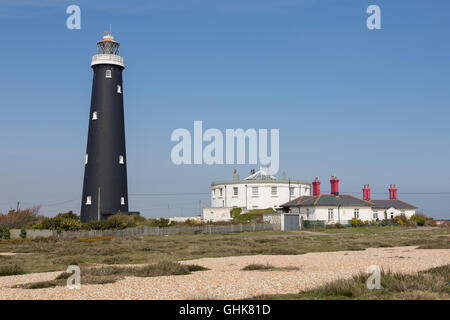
[372,208,416,220]
[290,206,372,224]
[202,207,233,222]
[211,182,311,210]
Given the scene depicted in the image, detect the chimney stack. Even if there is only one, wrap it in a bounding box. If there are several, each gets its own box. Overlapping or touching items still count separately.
[312,177,321,196]
[363,184,371,200]
[389,184,398,200]
[330,175,339,195]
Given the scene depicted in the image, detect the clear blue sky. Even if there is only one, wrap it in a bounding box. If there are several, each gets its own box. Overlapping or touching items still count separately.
[0,0,449,219]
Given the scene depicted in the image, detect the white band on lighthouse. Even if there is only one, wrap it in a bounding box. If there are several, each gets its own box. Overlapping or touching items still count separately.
[91,54,125,68]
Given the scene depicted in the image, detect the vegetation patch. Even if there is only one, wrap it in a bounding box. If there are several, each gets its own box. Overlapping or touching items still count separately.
[242,263,299,272]
[0,264,25,276]
[15,261,209,289]
[253,264,450,300]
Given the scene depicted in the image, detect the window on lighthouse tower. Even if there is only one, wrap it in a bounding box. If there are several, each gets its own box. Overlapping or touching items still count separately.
[105,70,112,78]
[117,85,122,93]
[119,155,124,164]
[86,196,92,205]
[92,112,98,120]
[121,197,125,205]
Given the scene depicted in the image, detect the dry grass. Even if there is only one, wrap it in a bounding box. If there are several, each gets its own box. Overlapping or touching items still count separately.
[242,263,299,271]
[253,264,450,300]
[14,261,209,289]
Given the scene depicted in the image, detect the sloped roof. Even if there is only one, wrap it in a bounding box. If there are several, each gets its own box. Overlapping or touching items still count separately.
[281,194,372,207]
[369,199,418,210]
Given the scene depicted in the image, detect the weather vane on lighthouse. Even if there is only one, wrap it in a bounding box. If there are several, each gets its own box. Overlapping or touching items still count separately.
[80,32,130,222]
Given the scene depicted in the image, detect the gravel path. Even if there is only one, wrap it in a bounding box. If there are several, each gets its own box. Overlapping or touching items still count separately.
[0,246,449,300]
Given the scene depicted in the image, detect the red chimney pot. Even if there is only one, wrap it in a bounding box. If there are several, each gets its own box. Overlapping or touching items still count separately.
[330,175,339,195]
[312,177,321,196]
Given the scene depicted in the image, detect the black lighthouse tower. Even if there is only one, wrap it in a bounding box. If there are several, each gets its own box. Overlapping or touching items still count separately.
[81,33,128,222]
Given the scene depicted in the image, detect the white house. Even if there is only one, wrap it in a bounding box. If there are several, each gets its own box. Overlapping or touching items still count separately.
[281,176,418,227]
[210,168,311,210]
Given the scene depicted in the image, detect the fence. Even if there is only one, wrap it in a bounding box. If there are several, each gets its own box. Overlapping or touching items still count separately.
[10,223,277,239]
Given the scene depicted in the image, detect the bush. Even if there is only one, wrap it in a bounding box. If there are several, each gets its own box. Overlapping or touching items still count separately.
[424,217,437,226]
[184,219,201,226]
[146,218,173,228]
[19,228,27,239]
[31,211,83,231]
[103,214,136,230]
[133,215,147,225]
[351,218,365,227]
[0,206,42,229]
[0,226,10,239]
[230,208,242,220]
[410,214,426,226]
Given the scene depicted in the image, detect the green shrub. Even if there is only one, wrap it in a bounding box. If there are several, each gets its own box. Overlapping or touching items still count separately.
[247,208,277,214]
[411,214,426,226]
[0,226,11,239]
[351,218,365,227]
[424,217,437,226]
[184,219,201,226]
[103,214,136,230]
[230,208,242,220]
[19,228,27,239]
[133,215,147,225]
[146,218,172,228]
[31,211,83,231]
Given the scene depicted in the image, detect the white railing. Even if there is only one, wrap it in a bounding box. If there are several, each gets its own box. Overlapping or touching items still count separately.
[91,54,124,67]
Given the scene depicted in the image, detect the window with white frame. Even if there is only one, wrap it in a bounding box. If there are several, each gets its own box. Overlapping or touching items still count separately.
[119,155,124,164]
[86,196,92,205]
[105,70,112,78]
[354,208,360,219]
[328,208,334,220]
[92,111,98,120]
[252,187,259,196]
[120,197,125,205]
[290,187,295,196]
[233,187,238,196]
[117,85,122,93]
[219,188,223,198]
[373,211,378,219]
[271,186,277,196]
[85,154,88,165]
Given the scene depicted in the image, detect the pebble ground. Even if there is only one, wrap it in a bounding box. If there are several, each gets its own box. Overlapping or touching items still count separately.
[0,246,449,300]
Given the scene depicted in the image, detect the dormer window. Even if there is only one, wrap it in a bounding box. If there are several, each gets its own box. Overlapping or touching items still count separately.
[106,70,112,78]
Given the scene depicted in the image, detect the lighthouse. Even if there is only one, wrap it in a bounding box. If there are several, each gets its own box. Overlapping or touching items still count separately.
[81,33,129,222]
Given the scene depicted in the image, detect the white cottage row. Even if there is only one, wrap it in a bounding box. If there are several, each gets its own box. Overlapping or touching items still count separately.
[281,176,417,226]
